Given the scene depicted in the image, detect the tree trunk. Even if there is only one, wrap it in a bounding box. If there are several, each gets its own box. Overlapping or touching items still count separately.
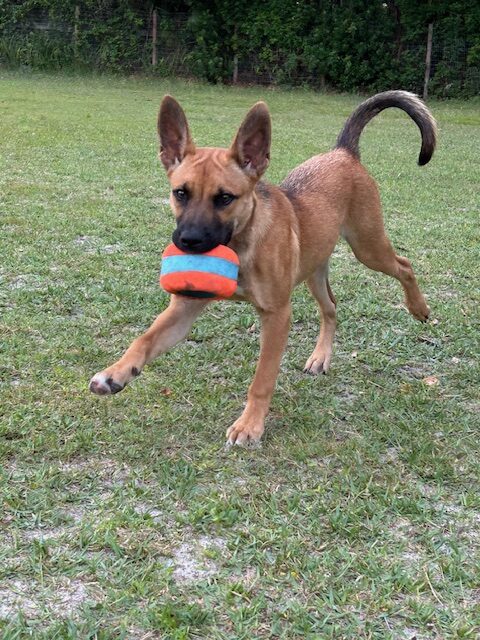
[233,54,238,84]
[73,5,80,59]
[423,23,433,100]
[152,9,157,67]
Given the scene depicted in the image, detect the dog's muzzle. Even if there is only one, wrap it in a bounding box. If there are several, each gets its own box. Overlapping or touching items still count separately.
[172,223,233,254]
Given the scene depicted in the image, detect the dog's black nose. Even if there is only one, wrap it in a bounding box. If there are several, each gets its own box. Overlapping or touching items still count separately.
[179,230,204,251]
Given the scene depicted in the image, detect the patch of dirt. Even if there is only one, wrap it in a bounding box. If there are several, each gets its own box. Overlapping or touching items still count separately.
[61,505,88,524]
[459,588,480,606]
[396,626,427,640]
[388,517,425,571]
[7,274,45,291]
[125,628,159,640]
[172,535,227,584]
[102,243,122,254]
[0,554,27,571]
[58,457,132,486]
[379,446,400,464]
[133,502,163,522]
[73,235,123,254]
[437,288,459,299]
[0,577,100,620]
[415,481,439,498]
[390,591,440,639]
[22,525,70,542]
[0,580,38,619]
[73,235,98,249]
[464,400,480,415]
[437,502,480,547]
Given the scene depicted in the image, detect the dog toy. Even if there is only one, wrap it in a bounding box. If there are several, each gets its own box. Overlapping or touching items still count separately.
[159,243,239,299]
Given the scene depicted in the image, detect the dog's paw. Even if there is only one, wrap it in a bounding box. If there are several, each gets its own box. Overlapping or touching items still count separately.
[303,349,332,375]
[409,303,430,323]
[89,372,125,395]
[89,364,141,395]
[405,294,430,322]
[226,417,264,447]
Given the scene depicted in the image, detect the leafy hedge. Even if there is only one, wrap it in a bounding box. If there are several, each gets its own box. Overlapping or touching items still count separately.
[0,0,148,71]
[1,0,479,97]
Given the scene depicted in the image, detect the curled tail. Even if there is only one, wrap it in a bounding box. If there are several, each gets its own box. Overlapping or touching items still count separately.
[335,90,437,166]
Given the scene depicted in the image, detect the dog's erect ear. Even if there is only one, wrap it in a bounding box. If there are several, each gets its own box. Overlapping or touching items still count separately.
[230,102,271,179]
[158,95,195,173]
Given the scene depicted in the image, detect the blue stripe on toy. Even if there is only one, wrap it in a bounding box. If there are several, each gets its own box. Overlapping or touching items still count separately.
[161,255,239,280]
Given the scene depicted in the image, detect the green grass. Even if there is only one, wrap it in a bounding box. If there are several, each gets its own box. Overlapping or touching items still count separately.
[0,70,479,639]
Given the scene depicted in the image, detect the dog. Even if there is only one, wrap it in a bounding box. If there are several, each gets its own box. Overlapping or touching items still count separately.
[90,90,436,445]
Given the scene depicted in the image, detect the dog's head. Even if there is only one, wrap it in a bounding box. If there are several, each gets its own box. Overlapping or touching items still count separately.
[158,96,271,253]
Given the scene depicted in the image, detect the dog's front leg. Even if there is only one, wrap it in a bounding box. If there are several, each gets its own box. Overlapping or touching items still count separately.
[226,303,292,445]
[89,296,209,395]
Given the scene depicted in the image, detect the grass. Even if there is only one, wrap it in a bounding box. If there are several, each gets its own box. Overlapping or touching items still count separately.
[0,70,479,639]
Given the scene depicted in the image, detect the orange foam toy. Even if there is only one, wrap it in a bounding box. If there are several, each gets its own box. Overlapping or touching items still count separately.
[159,243,240,299]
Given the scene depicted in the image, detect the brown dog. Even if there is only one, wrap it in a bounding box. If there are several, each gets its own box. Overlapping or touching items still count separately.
[90,91,436,445]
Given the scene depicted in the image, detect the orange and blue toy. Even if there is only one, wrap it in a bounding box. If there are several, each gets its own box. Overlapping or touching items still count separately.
[159,243,240,299]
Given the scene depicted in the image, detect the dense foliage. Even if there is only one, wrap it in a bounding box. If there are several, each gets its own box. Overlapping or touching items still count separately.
[1,0,479,97]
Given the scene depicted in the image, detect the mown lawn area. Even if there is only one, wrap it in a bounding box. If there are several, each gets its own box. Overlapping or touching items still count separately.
[0,70,479,639]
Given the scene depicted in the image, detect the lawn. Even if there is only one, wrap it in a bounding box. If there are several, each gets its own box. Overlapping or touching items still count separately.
[0,70,479,639]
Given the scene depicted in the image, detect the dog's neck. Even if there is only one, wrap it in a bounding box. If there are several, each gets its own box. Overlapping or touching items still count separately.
[229,183,273,265]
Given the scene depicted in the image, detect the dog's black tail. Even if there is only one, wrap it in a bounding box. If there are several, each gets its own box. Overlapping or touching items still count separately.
[335,90,437,166]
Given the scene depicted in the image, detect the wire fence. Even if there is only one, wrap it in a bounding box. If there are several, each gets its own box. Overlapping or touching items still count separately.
[1,7,479,98]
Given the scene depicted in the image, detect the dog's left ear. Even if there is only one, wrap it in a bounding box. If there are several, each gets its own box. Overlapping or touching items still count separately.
[230,102,271,179]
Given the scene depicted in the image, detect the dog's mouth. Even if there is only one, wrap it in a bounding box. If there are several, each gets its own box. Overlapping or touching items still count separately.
[172,225,233,254]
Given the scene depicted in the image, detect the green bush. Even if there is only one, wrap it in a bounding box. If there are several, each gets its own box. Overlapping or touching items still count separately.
[0,0,479,96]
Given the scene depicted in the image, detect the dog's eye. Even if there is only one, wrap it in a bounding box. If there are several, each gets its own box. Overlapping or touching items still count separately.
[173,189,187,202]
[214,193,236,208]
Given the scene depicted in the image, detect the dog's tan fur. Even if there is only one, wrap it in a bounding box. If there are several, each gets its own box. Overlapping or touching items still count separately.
[90,91,436,445]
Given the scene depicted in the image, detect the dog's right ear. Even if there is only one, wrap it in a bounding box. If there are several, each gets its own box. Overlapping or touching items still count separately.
[157,96,195,173]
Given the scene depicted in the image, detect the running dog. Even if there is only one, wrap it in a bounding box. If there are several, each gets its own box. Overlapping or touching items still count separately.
[90,91,436,445]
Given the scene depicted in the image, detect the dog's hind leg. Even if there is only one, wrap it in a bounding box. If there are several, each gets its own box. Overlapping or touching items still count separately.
[304,262,337,375]
[343,193,430,321]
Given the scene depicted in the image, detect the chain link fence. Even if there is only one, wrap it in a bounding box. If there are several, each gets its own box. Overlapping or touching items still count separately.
[1,6,478,97]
